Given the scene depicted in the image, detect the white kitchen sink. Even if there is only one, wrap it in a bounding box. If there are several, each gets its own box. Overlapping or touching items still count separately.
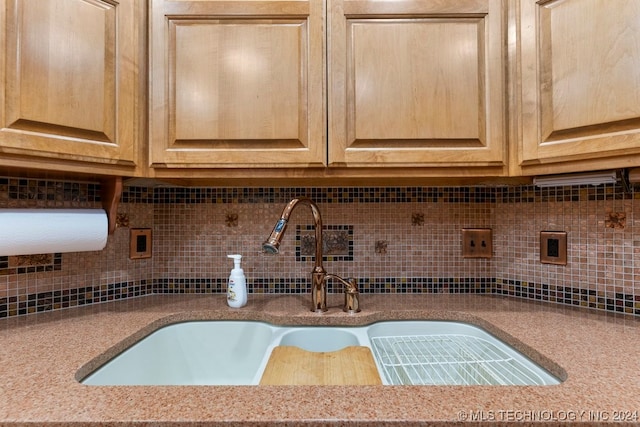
[80,321,561,386]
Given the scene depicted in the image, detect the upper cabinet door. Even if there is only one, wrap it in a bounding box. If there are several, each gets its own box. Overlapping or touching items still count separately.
[518,0,640,174]
[0,0,142,171]
[328,0,507,171]
[149,0,326,168]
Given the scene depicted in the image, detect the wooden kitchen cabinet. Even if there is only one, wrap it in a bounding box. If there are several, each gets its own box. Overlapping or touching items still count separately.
[329,0,508,171]
[150,0,508,176]
[149,0,326,168]
[515,0,640,175]
[0,0,145,176]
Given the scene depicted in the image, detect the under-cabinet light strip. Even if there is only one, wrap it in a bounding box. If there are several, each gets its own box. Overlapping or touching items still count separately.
[533,170,617,188]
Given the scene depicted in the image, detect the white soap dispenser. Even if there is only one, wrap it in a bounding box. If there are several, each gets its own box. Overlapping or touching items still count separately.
[226,254,247,308]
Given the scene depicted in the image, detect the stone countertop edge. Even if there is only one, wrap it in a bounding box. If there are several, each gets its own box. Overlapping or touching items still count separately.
[0,293,639,427]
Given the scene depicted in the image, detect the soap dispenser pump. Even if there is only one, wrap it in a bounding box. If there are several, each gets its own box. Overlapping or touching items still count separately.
[226,254,247,308]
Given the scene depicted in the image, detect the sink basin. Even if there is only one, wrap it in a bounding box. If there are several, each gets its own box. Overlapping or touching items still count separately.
[367,321,560,385]
[81,321,274,385]
[79,320,561,386]
[278,327,360,352]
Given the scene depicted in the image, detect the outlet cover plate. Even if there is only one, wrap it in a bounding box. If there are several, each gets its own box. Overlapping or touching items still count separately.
[130,228,152,260]
[462,228,492,258]
[540,231,567,265]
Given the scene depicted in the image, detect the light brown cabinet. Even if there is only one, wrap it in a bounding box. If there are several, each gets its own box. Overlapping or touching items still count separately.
[514,0,640,175]
[329,0,507,171]
[149,0,326,168]
[150,0,508,176]
[4,0,639,182]
[0,0,145,176]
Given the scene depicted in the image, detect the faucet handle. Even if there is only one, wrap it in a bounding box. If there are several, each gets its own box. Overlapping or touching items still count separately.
[343,278,361,314]
[324,274,361,314]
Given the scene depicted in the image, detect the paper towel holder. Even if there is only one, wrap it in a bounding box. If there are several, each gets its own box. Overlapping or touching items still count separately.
[101,177,122,235]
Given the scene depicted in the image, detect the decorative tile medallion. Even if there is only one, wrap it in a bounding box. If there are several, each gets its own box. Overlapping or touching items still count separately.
[605,212,626,229]
[296,225,354,261]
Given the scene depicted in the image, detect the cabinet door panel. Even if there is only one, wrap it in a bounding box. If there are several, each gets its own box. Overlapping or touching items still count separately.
[0,0,138,167]
[150,0,325,168]
[329,0,506,168]
[519,0,640,168]
[173,21,301,142]
[352,20,481,142]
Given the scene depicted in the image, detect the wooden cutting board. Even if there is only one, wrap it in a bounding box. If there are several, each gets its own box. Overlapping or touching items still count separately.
[259,346,382,385]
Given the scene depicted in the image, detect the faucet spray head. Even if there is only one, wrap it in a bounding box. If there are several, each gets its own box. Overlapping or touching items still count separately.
[262,218,288,254]
[262,240,280,254]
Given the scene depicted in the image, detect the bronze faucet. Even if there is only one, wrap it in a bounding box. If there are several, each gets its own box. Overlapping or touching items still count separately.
[262,197,360,313]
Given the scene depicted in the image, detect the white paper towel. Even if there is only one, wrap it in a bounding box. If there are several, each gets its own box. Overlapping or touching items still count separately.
[0,209,108,256]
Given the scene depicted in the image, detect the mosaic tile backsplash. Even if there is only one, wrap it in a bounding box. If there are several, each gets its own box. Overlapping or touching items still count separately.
[0,176,639,318]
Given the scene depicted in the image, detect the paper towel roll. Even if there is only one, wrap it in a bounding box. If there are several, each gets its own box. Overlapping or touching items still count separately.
[0,209,108,256]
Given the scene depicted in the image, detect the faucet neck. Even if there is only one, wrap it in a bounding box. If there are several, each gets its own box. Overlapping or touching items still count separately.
[264,196,337,313]
[281,197,324,270]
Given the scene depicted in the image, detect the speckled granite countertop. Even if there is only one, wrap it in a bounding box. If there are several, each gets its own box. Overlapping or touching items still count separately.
[1,294,639,426]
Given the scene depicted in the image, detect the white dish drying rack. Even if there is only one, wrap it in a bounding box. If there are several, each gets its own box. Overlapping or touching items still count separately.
[370,334,552,386]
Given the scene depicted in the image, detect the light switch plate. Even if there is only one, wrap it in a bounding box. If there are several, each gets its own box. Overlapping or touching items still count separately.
[540,231,567,265]
[462,228,492,258]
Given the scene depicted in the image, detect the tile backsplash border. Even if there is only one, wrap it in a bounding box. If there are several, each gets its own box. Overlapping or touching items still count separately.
[1,176,639,318]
